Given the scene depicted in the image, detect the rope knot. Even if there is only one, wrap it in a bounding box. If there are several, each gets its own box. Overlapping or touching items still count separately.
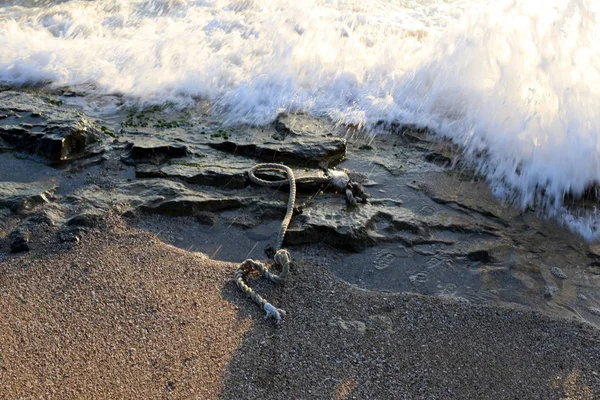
[274,249,291,266]
[345,181,368,206]
[328,170,350,191]
[264,303,287,324]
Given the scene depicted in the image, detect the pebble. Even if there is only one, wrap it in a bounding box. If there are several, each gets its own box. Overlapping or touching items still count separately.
[588,307,600,316]
[550,266,568,280]
[544,285,558,298]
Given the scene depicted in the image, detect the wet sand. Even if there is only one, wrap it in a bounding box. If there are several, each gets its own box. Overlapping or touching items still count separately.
[1,216,598,399]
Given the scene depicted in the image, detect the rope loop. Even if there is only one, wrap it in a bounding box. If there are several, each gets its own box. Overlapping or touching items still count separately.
[235,163,367,325]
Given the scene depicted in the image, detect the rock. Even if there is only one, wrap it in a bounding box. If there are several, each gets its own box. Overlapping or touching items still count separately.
[0,182,57,213]
[209,113,346,167]
[115,180,248,216]
[29,205,66,227]
[417,172,519,222]
[58,229,81,244]
[550,266,568,280]
[446,243,513,263]
[66,208,106,228]
[0,91,106,161]
[423,213,501,236]
[367,315,395,333]
[196,211,218,226]
[127,137,189,163]
[544,285,558,298]
[588,243,600,260]
[285,199,383,251]
[274,112,334,139]
[424,151,453,166]
[136,158,249,189]
[284,195,495,251]
[588,307,600,316]
[209,139,346,168]
[9,228,30,253]
[467,249,494,263]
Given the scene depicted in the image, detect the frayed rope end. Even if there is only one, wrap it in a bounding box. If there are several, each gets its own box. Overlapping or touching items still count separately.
[264,303,287,324]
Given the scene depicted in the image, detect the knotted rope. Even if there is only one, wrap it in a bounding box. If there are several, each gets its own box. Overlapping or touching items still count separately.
[234,163,367,324]
[247,164,368,206]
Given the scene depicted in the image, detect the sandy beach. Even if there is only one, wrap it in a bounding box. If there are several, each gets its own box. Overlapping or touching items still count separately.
[1,215,598,399]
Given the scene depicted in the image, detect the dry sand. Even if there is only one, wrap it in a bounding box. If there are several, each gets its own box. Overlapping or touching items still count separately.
[1,216,599,399]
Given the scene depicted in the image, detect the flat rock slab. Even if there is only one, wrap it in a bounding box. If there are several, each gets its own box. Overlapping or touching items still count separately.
[137,162,248,189]
[134,146,255,189]
[67,180,248,218]
[0,182,57,213]
[209,113,346,167]
[285,197,501,251]
[0,91,106,161]
[415,172,520,221]
[126,136,189,163]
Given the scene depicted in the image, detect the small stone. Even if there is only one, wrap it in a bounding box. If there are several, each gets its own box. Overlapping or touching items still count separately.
[196,212,218,226]
[334,317,366,334]
[544,285,558,298]
[9,228,30,253]
[550,266,568,280]
[588,307,600,316]
[166,381,176,393]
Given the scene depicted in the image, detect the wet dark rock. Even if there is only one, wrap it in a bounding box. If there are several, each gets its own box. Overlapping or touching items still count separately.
[0,182,57,213]
[136,160,249,189]
[6,180,252,251]
[66,208,105,228]
[424,151,453,166]
[196,211,218,226]
[284,195,493,251]
[274,112,334,139]
[9,228,30,253]
[143,195,244,216]
[423,213,501,236]
[102,180,248,217]
[393,124,433,144]
[417,172,518,222]
[0,91,106,161]
[209,139,346,168]
[467,249,494,263]
[228,214,260,229]
[127,137,189,163]
[209,114,346,167]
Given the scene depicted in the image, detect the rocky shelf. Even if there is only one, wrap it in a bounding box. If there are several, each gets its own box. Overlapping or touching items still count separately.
[1,89,599,328]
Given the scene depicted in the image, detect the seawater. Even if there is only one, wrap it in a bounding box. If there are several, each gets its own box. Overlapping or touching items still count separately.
[1,0,600,239]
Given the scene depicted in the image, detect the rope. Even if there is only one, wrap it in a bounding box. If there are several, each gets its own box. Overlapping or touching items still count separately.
[234,163,368,325]
[247,164,368,207]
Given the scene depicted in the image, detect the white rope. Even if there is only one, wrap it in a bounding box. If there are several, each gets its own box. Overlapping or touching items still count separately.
[234,163,368,324]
